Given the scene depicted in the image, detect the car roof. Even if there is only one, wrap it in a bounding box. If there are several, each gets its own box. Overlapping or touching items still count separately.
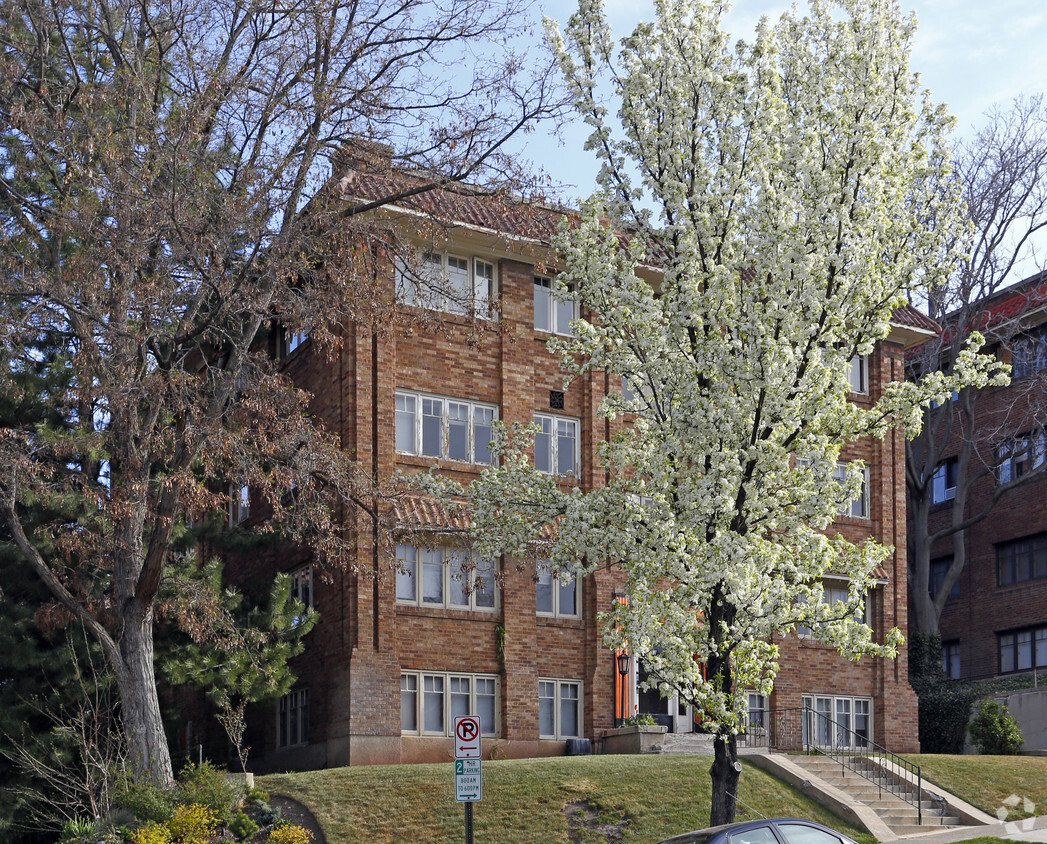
[657,818,857,844]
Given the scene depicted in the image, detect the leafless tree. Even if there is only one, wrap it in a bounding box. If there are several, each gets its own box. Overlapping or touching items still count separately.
[0,0,562,786]
[907,96,1047,640]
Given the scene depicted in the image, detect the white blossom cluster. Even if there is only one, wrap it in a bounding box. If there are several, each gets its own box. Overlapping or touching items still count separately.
[459,0,1002,735]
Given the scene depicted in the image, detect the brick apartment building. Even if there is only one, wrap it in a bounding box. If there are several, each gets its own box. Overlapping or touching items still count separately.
[214,160,931,773]
[918,272,1047,682]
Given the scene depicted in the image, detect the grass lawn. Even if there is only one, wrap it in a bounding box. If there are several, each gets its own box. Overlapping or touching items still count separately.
[914,754,1047,819]
[260,755,875,844]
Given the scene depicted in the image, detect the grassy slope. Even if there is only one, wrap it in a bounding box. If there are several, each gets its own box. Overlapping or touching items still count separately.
[260,755,874,844]
[914,754,1047,819]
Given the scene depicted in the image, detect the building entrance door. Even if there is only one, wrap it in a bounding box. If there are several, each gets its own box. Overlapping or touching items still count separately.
[635,661,693,733]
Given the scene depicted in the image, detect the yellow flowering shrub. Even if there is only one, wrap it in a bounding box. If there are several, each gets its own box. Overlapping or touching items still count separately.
[167,803,219,844]
[267,824,314,844]
[132,823,173,844]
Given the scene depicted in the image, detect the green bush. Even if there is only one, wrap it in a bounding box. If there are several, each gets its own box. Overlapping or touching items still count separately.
[969,699,1024,754]
[251,801,281,826]
[176,761,238,820]
[622,713,658,726]
[60,817,98,842]
[111,778,176,824]
[913,663,1033,754]
[243,785,270,805]
[228,810,260,841]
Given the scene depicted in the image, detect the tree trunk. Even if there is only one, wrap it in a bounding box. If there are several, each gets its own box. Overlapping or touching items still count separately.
[709,733,740,826]
[116,606,174,786]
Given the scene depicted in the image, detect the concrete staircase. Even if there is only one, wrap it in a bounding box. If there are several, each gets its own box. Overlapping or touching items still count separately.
[788,755,964,836]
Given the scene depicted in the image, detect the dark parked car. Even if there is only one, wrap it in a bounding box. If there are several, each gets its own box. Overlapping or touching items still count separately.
[658,818,861,844]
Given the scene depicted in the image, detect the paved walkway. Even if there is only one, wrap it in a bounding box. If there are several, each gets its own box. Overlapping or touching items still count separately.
[894,814,1047,842]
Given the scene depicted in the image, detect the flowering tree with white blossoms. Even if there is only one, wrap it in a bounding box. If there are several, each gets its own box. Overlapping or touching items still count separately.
[455,0,1007,825]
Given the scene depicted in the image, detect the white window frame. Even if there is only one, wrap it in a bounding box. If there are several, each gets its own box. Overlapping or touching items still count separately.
[746,691,767,731]
[395,544,498,611]
[396,251,497,318]
[277,688,309,748]
[538,678,583,740]
[832,462,870,519]
[803,694,872,749]
[847,354,869,395]
[931,457,958,503]
[536,561,580,619]
[534,275,577,335]
[228,482,250,525]
[400,671,499,737]
[795,457,869,519]
[395,390,498,465]
[796,582,869,637]
[534,413,580,476]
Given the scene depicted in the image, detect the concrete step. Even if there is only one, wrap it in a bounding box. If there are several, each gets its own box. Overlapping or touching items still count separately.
[879,811,961,826]
[888,823,962,836]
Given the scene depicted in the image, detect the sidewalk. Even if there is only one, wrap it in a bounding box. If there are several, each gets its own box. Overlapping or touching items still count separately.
[896,814,1047,842]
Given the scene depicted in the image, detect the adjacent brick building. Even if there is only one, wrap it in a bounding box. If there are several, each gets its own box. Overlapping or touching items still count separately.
[212,160,930,773]
[918,272,1047,682]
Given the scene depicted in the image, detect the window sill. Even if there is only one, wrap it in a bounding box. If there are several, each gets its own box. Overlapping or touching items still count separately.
[397,302,498,325]
[395,453,495,472]
[537,615,584,630]
[396,604,501,620]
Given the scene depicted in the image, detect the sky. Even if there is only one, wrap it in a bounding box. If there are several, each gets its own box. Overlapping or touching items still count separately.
[524,0,1047,203]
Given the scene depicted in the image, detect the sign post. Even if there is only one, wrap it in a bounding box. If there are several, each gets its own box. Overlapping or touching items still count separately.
[453,716,482,844]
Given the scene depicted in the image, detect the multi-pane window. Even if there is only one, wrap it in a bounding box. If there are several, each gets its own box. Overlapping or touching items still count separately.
[538,679,582,739]
[797,584,868,637]
[803,694,871,748]
[997,433,1047,484]
[796,458,869,518]
[534,413,579,476]
[288,564,313,626]
[999,625,1047,673]
[929,557,960,600]
[832,463,870,518]
[1011,324,1047,378]
[746,692,767,730]
[396,252,496,317]
[395,544,497,611]
[996,533,1047,587]
[400,671,498,736]
[534,275,577,335]
[395,391,496,465]
[228,483,250,525]
[278,689,309,748]
[942,640,962,679]
[931,457,958,503]
[847,355,869,395]
[536,562,579,618]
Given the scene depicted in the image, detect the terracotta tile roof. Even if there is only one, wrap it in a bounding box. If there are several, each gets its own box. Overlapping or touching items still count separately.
[336,167,568,244]
[967,273,1047,331]
[890,304,940,334]
[338,158,944,343]
[389,495,471,535]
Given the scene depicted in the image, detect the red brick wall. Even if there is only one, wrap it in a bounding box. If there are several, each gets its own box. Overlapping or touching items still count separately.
[223,245,920,771]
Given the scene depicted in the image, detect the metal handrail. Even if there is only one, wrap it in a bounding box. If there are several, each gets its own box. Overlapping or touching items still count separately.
[741,706,929,826]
